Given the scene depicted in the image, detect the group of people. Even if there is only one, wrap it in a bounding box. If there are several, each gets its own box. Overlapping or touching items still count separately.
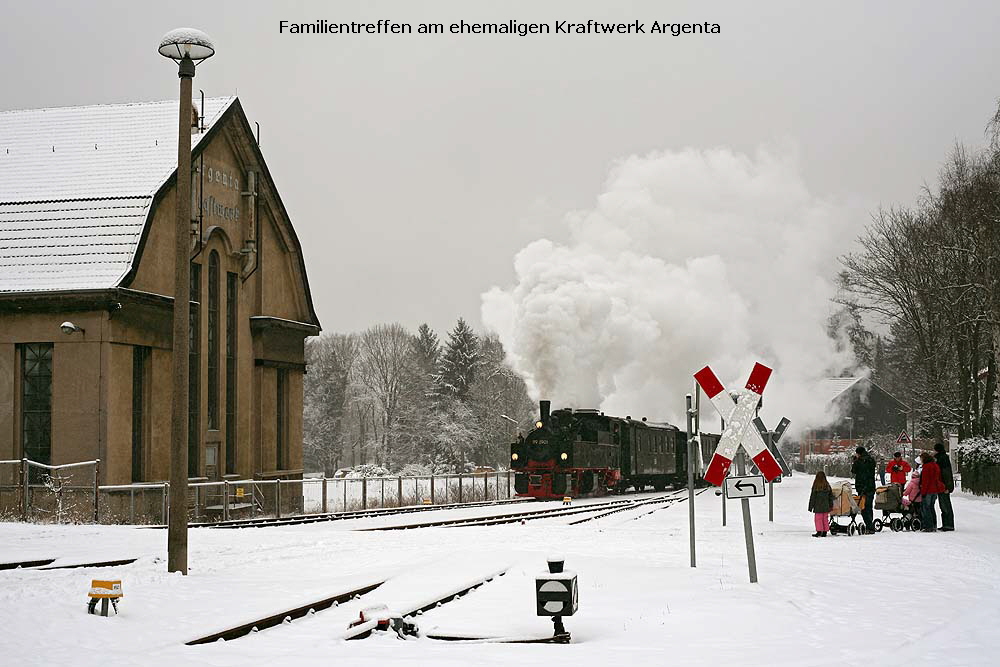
[807,444,956,537]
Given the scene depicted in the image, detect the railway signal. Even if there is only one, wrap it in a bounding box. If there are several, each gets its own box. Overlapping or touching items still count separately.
[536,557,577,643]
[694,363,782,486]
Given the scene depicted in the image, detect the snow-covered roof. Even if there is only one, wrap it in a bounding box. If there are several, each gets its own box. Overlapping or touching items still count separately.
[0,97,236,293]
[822,376,865,403]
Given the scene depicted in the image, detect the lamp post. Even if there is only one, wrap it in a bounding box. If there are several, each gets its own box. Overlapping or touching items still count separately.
[159,27,215,575]
[499,414,519,440]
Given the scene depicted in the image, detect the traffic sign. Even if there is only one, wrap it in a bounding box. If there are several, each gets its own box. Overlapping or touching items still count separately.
[896,430,912,445]
[694,363,782,485]
[725,475,765,499]
[753,416,792,476]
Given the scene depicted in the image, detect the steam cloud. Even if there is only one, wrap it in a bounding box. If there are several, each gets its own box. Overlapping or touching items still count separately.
[482,146,858,431]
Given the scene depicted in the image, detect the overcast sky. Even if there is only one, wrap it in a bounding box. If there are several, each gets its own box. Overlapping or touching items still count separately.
[3,0,1000,339]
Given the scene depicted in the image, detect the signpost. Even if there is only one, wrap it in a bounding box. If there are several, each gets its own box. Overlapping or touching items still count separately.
[752,415,792,521]
[686,393,697,568]
[694,361,783,584]
[897,430,913,464]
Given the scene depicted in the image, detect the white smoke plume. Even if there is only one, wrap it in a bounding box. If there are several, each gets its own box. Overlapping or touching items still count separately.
[481,145,859,432]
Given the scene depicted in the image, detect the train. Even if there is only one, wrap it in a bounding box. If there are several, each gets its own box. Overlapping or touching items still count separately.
[510,400,719,500]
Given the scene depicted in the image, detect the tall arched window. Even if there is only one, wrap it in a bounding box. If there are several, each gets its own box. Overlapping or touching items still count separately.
[208,251,220,430]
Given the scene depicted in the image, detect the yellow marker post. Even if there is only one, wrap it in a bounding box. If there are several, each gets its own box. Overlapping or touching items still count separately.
[87,580,122,617]
[562,497,572,506]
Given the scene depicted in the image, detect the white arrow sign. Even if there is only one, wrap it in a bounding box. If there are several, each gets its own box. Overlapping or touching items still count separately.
[725,474,766,499]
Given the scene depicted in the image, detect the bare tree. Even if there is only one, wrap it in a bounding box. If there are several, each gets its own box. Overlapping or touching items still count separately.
[356,323,414,469]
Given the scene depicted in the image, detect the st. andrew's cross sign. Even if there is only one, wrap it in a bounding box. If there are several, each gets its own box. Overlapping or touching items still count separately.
[694,362,783,486]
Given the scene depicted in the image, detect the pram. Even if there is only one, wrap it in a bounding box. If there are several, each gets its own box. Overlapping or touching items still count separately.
[872,483,921,532]
[828,481,867,535]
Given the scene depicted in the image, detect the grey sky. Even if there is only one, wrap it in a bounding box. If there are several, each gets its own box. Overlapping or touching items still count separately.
[3,0,999,338]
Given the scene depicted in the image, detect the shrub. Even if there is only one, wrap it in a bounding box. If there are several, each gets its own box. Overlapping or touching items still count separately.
[953,438,1000,497]
[803,452,854,478]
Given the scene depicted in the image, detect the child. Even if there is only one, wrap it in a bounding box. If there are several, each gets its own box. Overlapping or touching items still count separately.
[808,471,835,537]
[902,470,921,508]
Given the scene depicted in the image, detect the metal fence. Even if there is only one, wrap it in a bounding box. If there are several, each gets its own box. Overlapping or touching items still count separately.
[0,458,514,525]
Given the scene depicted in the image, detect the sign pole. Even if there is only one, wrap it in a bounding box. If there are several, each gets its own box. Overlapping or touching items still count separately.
[767,430,774,523]
[686,393,696,568]
[721,415,727,527]
[736,447,759,583]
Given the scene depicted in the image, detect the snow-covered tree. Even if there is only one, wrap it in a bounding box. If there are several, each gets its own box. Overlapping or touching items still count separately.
[438,318,480,402]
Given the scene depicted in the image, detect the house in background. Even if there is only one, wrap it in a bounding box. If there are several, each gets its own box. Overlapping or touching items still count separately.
[0,97,320,489]
[798,376,908,461]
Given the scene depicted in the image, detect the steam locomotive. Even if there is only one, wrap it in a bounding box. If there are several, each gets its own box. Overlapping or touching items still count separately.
[510,400,719,500]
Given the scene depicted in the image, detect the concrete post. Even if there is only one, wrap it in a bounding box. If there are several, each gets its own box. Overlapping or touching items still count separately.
[168,58,194,575]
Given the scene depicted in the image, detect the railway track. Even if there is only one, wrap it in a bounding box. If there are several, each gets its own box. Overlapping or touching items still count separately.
[198,497,532,530]
[361,491,687,531]
[627,487,710,522]
[566,489,688,525]
[184,567,509,645]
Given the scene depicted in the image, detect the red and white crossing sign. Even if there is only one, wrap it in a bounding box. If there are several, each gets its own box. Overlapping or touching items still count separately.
[896,430,912,445]
[694,362,783,486]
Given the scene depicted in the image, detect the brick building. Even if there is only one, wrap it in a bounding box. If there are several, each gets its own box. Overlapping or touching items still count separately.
[0,97,320,486]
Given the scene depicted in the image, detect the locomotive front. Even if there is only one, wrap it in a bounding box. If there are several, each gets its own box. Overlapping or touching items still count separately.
[510,400,575,499]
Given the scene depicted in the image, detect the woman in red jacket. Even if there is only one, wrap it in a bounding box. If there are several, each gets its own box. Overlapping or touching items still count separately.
[919,451,947,532]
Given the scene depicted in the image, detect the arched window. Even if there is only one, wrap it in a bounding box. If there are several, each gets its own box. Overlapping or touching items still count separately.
[207,251,220,430]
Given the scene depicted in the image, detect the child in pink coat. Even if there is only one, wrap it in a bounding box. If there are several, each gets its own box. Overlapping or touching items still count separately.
[902,470,921,508]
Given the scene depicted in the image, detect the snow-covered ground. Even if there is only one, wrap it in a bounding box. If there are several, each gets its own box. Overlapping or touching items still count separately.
[1,474,996,666]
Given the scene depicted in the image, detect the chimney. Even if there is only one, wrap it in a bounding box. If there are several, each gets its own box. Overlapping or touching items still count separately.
[539,400,550,423]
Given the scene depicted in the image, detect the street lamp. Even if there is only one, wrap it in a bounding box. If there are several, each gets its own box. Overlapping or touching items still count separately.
[159,27,215,576]
[499,414,519,440]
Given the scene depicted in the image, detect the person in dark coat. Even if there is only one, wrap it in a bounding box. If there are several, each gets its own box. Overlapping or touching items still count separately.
[934,442,955,531]
[919,450,947,532]
[851,446,877,533]
[808,471,835,537]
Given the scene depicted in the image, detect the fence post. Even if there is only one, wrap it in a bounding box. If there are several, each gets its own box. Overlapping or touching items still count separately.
[93,459,101,524]
[431,475,435,504]
[362,477,368,509]
[398,476,403,507]
[484,473,488,501]
[322,477,328,514]
[459,474,463,504]
[276,480,282,519]
[21,458,28,521]
[162,483,169,525]
[223,480,230,522]
[129,487,135,525]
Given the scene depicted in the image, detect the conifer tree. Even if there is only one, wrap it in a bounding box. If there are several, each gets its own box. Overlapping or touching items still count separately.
[439,318,481,402]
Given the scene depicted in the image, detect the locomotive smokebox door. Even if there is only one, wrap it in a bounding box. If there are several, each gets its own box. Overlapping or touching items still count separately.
[536,559,578,617]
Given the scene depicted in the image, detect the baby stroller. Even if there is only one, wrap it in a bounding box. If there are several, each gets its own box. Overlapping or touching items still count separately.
[829,481,867,535]
[872,484,922,532]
